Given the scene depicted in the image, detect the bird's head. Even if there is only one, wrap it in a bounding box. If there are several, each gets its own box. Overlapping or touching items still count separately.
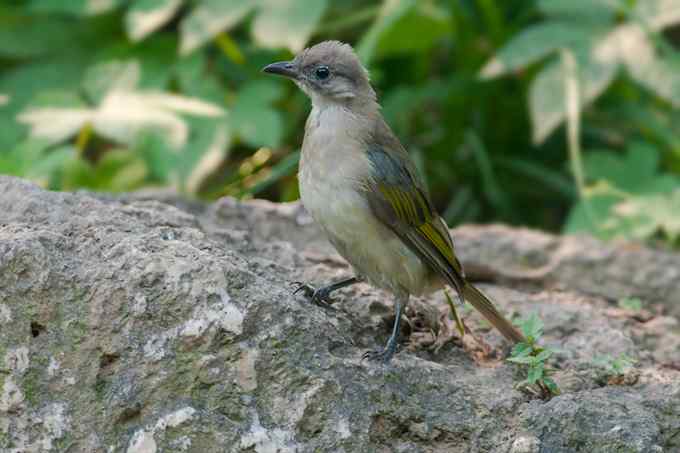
[262,41,376,108]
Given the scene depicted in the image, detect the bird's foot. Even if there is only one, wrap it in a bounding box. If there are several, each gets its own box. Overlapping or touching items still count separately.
[291,282,335,308]
[361,342,398,364]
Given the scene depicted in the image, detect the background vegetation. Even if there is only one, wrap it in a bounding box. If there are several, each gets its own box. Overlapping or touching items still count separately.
[1,0,679,246]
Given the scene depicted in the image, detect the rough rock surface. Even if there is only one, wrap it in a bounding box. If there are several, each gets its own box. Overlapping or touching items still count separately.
[0,175,678,453]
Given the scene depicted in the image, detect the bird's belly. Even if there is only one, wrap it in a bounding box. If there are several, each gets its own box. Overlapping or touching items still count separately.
[300,174,431,295]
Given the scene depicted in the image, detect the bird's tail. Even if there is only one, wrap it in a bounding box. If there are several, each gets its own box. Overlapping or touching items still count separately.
[461,282,525,344]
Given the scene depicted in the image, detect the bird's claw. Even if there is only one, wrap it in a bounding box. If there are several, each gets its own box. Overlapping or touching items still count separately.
[361,347,395,364]
[291,281,335,308]
[291,281,313,297]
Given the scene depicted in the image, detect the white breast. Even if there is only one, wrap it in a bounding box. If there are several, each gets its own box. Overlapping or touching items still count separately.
[298,105,431,295]
[299,106,373,246]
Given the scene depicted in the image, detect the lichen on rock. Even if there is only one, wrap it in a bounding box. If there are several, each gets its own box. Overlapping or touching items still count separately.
[0,176,678,452]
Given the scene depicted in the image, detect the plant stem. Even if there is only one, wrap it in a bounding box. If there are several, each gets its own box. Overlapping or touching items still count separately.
[562,49,585,199]
[561,48,600,229]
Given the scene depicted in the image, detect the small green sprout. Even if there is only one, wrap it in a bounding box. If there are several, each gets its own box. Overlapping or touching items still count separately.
[593,353,637,376]
[617,297,642,312]
[508,313,560,398]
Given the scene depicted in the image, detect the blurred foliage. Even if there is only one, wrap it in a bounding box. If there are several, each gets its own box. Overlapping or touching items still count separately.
[1,0,680,247]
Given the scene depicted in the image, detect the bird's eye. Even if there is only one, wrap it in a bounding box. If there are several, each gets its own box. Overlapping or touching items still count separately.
[315,66,330,80]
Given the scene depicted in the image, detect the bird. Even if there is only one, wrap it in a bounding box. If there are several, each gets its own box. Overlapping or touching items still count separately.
[263,40,525,363]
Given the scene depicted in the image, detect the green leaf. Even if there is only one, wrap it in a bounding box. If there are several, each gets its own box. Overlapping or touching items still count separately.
[529,49,617,144]
[519,313,544,340]
[618,297,643,311]
[382,80,449,136]
[633,0,680,28]
[134,132,177,184]
[125,0,182,42]
[252,0,329,53]
[595,17,680,107]
[27,91,87,110]
[240,80,286,106]
[537,0,618,24]
[185,125,231,194]
[61,149,147,192]
[174,52,206,89]
[174,53,225,102]
[230,80,284,148]
[100,150,149,192]
[535,349,553,362]
[358,0,450,62]
[0,61,83,150]
[60,156,98,189]
[511,342,533,358]
[232,108,282,149]
[0,139,48,177]
[592,355,612,368]
[564,195,619,238]
[112,36,178,90]
[593,10,680,107]
[594,354,636,375]
[0,141,79,190]
[174,116,226,191]
[179,0,254,55]
[584,146,654,192]
[0,14,82,58]
[28,0,122,16]
[495,157,577,199]
[627,54,680,107]
[19,78,225,149]
[527,363,544,384]
[358,0,415,62]
[181,0,328,55]
[29,146,78,189]
[583,143,679,194]
[565,143,680,241]
[481,22,588,79]
[486,0,680,145]
[612,190,680,241]
[616,105,680,154]
[82,60,141,104]
[508,355,537,365]
[542,377,560,395]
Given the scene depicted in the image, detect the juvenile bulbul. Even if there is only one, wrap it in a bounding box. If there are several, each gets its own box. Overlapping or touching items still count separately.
[263,41,524,363]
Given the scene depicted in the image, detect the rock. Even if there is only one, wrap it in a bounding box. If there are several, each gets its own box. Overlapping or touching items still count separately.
[451,225,680,320]
[0,175,679,452]
[509,435,540,453]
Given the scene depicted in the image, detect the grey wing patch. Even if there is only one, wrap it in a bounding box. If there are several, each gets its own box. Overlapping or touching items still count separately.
[365,146,413,186]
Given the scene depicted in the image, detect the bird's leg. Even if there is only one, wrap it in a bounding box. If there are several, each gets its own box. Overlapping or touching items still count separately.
[292,276,361,307]
[363,293,408,364]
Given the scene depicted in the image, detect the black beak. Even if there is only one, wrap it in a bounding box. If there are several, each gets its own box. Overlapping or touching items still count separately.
[262,61,298,79]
